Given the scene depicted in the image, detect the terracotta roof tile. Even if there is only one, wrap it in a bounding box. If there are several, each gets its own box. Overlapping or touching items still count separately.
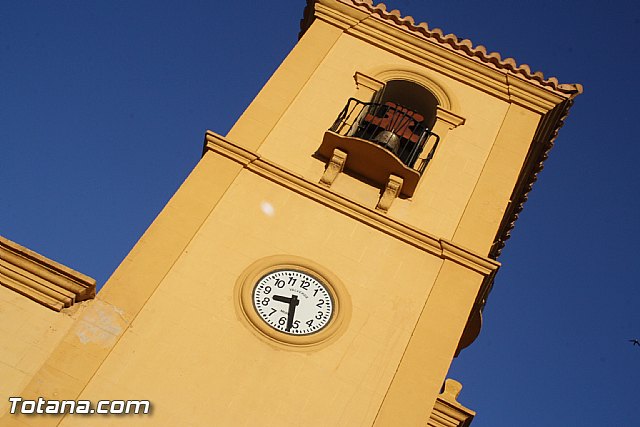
[301,0,582,96]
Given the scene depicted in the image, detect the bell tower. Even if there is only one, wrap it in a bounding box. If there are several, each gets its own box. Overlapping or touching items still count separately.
[6,1,580,426]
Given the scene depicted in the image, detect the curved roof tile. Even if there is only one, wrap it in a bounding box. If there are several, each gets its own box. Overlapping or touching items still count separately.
[301,0,582,96]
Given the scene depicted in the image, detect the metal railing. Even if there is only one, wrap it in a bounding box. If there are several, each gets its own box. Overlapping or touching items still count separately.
[329,98,440,173]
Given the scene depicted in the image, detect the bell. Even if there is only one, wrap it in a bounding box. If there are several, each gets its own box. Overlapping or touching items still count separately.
[373,130,401,154]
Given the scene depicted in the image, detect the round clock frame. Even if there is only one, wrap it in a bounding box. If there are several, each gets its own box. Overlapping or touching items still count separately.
[235,255,350,348]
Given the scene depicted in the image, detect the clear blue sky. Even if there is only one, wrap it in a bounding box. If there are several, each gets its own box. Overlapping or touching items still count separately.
[2,1,639,425]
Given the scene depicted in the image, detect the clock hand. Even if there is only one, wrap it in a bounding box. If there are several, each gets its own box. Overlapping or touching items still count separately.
[272,294,300,331]
[285,295,299,332]
[272,295,291,304]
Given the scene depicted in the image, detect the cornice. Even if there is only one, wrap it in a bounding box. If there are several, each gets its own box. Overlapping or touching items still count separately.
[0,236,96,311]
[203,131,258,164]
[308,1,364,33]
[428,379,475,427]
[435,107,465,129]
[345,9,515,106]
[301,0,583,100]
[204,131,500,278]
[354,71,385,93]
[507,74,565,113]
[440,241,499,276]
[490,98,575,259]
[371,69,455,110]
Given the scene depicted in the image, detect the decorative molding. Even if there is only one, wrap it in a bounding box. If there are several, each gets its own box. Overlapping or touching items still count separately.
[353,71,384,93]
[319,148,347,187]
[436,107,465,129]
[376,174,403,213]
[440,241,499,276]
[507,74,561,112]
[301,0,582,98]
[355,14,561,113]
[489,98,574,259]
[428,379,475,427]
[203,131,258,165]
[302,0,582,118]
[204,131,500,278]
[0,236,96,311]
[308,1,364,34]
[371,68,455,111]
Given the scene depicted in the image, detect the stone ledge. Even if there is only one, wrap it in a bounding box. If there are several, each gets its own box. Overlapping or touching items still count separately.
[204,131,500,279]
[428,379,475,427]
[0,236,96,311]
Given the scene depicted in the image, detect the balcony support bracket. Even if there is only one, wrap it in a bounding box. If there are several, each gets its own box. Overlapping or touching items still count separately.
[376,174,403,213]
[319,148,348,188]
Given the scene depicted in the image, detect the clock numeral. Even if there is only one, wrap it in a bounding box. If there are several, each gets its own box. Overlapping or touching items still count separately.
[288,276,297,285]
[306,319,314,327]
[315,311,323,320]
[292,320,300,329]
[261,297,270,306]
[313,288,320,296]
[274,279,285,288]
[300,280,310,290]
[264,286,271,295]
[278,316,287,326]
[316,299,324,307]
[268,308,277,316]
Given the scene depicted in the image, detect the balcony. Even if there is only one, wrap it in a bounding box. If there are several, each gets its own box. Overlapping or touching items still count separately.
[317,98,440,198]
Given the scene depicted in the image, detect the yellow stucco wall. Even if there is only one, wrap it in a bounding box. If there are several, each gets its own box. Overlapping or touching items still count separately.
[0,287,85,418]
[56,169,447,426]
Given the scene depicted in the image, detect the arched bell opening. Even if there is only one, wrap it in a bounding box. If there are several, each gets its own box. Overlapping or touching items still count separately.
[318,79,441,198]
[375,79,439,130]
[359,79,440,168]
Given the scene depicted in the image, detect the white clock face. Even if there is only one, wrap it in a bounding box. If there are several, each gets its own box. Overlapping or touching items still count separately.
[253,269,334,335]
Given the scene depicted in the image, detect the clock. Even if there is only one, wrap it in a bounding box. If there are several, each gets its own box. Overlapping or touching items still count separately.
[253,269,333,335]
[235,255,350,348]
